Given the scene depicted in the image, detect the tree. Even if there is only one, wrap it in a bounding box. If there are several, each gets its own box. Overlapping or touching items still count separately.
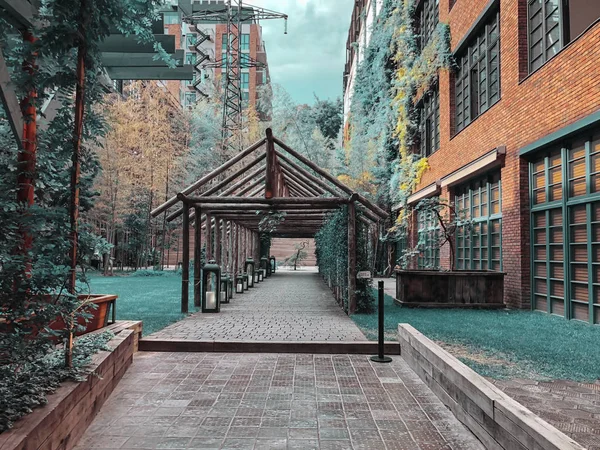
[313,97,343,142]
[283,241,309,271]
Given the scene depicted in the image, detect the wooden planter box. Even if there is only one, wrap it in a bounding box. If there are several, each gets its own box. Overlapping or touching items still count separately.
[50,294,117,336]
[395,270,505,308]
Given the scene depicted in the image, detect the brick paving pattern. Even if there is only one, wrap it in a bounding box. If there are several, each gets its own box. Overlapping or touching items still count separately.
[148,271,367,342]
[491,378,600,449]
[76,352,484,450]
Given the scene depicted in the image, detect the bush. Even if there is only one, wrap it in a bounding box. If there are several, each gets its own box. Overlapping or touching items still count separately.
[129,269,166,277]
[0,331,114,433]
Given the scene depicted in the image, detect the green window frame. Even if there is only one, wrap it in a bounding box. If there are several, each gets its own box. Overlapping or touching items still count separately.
[417,208,440,269]
[186,34,197,47]
[455,172,502,271]
[184,92,196,106]
[416,0,439,51]
[185,53,196,66]
[241,33,250,51]
[163,11,180,25]
[418,88,440,157]
[529,133,600,324]
[528,0,563,73]
[455,9,500,133]
[241,72,249,90]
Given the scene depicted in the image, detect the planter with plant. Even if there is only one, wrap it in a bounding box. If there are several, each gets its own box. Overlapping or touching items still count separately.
[395,197,505,308]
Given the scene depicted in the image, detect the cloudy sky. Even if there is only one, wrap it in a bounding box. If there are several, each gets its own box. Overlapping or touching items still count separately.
[249,0,354,105]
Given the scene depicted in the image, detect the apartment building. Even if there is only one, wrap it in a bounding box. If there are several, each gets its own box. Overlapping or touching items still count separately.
[401,0,600,324]
[161,0,271,110]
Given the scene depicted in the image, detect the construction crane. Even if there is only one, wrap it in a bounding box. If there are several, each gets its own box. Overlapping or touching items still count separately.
[180,0,287,156]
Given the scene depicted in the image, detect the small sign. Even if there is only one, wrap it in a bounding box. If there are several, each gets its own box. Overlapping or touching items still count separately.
[357,271,372,279]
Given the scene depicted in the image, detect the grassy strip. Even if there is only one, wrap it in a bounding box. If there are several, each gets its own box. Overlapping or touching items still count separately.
[352,289,600,381]
[82,271,196,336]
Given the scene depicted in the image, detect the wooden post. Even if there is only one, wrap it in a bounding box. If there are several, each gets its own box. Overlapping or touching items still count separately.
[215,218,222,265]
[205,210,212,260]
[222,219,227,270]
[194,206,201,307]
[182,203,190,313]
[348,201,357,315]
[265,128,277,199]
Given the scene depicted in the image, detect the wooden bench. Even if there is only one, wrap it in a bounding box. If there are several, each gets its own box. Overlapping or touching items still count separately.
[91,320,143,352]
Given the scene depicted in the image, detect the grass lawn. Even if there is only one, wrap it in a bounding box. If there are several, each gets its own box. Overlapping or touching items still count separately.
[81,271,196,336]
[352,290,600,382]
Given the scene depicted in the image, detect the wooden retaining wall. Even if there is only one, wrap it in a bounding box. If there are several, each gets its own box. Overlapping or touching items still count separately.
[0,330,135,450]
[398,324,585,450]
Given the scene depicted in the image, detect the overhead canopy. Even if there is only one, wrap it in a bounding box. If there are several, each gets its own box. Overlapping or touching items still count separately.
[152,128,389,238]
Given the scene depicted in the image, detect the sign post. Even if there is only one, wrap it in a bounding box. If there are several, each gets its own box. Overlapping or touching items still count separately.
[371,280,392,363]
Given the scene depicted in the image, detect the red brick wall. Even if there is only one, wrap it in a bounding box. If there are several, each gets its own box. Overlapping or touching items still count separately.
[411,0,600,308]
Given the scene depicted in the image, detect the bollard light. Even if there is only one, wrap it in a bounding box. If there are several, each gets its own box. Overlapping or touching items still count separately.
[242,272,249,290]
[236,274,244,294]
[254,270,260,284]
[245,257,255,288]
[269,256,276,274]
[258,269,264,282]
[202,260,221,313]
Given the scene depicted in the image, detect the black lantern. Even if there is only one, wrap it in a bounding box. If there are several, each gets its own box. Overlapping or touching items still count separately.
[236,274,244,294]
[245,257,255,288]
[242,272,249,290]
[254,269,260,284]
[220,274,229,304]
[227,274,234,300]
[260,256,269,278]
[258,269,264,282]
[202,260,221,313]
[270,256,276,274]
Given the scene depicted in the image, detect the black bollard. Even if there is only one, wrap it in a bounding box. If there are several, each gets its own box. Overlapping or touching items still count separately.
[371,280,392,363]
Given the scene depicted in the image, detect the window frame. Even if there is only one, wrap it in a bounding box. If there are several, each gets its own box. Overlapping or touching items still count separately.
[454,9,500,133]
[527,0,565,73]
[417,88,440,157]
[417,207,441,270]
[416,0,440,51]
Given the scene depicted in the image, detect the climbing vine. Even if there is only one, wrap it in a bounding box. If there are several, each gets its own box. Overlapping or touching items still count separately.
[315,208,374,314]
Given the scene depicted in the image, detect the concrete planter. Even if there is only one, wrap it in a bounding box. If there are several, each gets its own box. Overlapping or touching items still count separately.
[395,269,505,308]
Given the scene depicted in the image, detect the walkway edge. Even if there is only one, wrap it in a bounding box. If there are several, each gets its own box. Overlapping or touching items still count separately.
[398,324,585,450]
[138,339,400,355]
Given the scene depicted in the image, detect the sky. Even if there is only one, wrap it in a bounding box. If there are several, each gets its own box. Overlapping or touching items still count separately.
[249,0,354,105]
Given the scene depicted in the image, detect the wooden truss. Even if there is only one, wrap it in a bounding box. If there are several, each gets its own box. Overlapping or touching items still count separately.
[152,128,389,315]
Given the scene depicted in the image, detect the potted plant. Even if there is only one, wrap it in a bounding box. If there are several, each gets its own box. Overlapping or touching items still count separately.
[395,197,505,308]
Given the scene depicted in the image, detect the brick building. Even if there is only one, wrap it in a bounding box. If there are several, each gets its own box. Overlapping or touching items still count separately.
[345,0,600,324]
[161,0,271,110]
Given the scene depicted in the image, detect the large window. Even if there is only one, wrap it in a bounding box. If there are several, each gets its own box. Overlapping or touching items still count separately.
[455,9,500,133]
[163,12,180,25]
[241,72,249,91]
[416,0,439,51]
[530,132,600,324]
[417,208,440,269]
[186,34,197,47]
[185,53,196,66]
[528,0,600,73]
[241,33,250,51]
[455,173,502,271]
[184,92,196,106]
[418,88,440,157]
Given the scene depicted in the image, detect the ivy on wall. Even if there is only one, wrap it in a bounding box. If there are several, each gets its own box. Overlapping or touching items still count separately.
[343,0,452,227]
[315,208,374,314]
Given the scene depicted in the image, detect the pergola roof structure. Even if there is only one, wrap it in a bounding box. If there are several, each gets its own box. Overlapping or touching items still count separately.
[152,128,389,314]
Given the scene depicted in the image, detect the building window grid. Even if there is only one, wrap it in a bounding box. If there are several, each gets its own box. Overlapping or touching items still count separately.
[241,33,250,51]
[417,0,440,51]
[455,10,500,133]
[417,209,440,270]
[455,175,502,271]
[186,34,197,47]
[528,0,563,73]
[530,135,600,324]
[418,89,440,157]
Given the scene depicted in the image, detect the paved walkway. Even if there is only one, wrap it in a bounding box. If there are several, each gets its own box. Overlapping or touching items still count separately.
[76,352,484,450]
[491,378,600,450]
[148,270,367,342]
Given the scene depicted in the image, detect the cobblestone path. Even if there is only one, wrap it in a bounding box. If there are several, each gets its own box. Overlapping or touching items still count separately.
[147,270,367,342]
[76,352,484,450]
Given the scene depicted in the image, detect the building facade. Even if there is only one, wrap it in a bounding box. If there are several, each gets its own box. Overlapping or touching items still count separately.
[411,0,600,324]
[162,0,271,110]
[344,0,600,324]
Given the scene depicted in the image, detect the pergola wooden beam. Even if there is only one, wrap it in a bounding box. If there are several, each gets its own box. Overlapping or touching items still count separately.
[273,138,389,219]
[280,165,325,196]
[152,137,266,217]
[179,195,349,206]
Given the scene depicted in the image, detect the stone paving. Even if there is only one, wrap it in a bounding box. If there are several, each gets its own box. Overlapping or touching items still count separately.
[148,270,367,342]
[75,352,484,450]
[491,378,600,450]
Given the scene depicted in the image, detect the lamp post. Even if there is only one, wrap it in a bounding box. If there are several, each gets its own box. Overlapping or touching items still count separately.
[245,257,255,288]
[202,260,220,313]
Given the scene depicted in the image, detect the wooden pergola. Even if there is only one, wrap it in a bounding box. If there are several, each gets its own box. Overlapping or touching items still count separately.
[152,129,389,314]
